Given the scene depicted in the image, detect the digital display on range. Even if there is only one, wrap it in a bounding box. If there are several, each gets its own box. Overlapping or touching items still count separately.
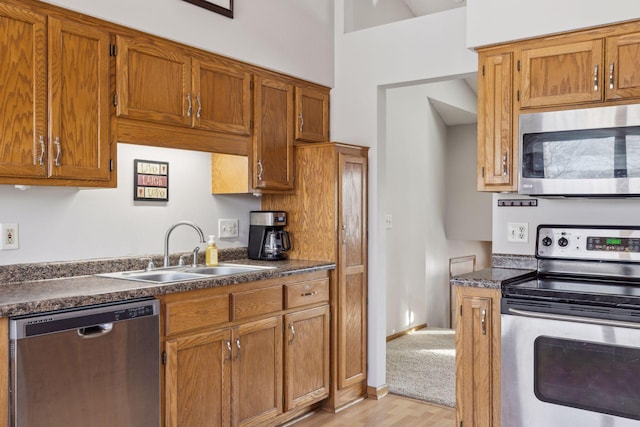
[587,236,640,252]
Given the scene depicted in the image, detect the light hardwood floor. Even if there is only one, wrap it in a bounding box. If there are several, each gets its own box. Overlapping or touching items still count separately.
[290,394,455,427]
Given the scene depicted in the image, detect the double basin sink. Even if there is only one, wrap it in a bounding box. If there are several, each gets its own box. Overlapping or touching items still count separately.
[98,263,276,284]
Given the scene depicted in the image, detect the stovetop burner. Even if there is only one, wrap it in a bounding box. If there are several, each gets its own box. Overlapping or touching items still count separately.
[503,225,640,308]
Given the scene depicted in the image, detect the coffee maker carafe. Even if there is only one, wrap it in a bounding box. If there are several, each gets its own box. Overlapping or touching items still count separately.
[248,211,291,260]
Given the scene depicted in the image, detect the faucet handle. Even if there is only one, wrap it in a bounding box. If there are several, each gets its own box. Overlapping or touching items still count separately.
[141,257,155,271]
[178,254,189,267]
[192,246,201,267]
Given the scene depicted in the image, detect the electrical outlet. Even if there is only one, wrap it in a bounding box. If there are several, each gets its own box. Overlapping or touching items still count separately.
[0,223,19,250]
[507,222,528,243]
[218,219,239,239]
[385,214,393,229]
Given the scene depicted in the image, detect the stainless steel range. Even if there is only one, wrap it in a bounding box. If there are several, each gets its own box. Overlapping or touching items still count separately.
[502,225,640,427]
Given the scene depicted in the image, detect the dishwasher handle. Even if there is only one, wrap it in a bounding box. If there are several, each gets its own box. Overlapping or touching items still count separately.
[77,323,114,339]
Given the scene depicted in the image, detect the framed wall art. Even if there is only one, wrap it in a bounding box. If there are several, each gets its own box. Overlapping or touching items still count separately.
[134,159,169,202]
[182,0,233,18]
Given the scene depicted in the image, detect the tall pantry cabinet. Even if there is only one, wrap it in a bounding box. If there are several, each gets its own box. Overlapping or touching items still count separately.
[262,142,369,410]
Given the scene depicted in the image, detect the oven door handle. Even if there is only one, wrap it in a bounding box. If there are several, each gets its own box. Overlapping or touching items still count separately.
[508,308,640,329]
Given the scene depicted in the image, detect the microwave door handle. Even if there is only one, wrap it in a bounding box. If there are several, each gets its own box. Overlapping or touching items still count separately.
[508,307,640,330]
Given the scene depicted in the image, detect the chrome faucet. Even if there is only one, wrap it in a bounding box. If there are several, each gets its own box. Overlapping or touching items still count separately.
[164,221,206,267]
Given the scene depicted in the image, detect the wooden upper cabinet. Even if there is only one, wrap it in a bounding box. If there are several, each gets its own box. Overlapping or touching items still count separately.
[252,75,294,192]
[605,30,640,101]
[294,86,329,142]
[0,3,47,178]
[477,51,515,191]
[115,34,192,127]
[48,17,111,181]
[192,57,252,134]
[0,4,110,183]
[520,38,604,108]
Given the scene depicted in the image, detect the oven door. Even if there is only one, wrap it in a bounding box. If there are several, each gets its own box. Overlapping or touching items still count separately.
[501,301,640,427]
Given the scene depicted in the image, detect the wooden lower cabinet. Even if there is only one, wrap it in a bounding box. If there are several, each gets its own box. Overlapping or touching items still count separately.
[284,305,330,411]
[159,271,330,427]
[454,286,501,427]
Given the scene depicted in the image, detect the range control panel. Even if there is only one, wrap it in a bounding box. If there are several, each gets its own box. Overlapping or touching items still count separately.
[537,225,640,262]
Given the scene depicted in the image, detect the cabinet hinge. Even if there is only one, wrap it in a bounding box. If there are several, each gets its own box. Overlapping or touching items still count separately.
[517,90,520,102]
[109,159,114,172]
[113,93,118,107]
[517,59,520,72]
[110,44,117,57]
[481,166,485,178]
[482,65,485,77]
[250,80,254,90]
[460,305,463,316]
[460,421,463,427]
[162,351,167,365]
[250,119,254,130]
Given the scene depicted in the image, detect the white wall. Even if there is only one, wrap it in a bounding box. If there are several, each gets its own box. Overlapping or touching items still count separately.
[0,144,258,265]
[467,0,640,48]
[344,0,414,33]
[333,2,477,387]
[42,0,334,86]
[385,84,447,335]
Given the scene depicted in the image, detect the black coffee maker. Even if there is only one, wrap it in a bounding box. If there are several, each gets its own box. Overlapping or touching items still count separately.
[248,211,291,260]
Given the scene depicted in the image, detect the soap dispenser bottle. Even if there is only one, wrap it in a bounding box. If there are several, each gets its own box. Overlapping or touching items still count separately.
[205,235,219,266]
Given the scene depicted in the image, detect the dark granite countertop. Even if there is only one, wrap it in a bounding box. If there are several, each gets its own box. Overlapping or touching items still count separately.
[0,250,335,317]
[450,267,536,290]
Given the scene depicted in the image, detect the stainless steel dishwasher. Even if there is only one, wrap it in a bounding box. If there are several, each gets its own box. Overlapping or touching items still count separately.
[9,299,160,427]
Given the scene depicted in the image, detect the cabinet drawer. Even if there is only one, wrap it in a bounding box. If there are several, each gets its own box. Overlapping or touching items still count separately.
[284,279,329,309]
[165,294,229,336]
[231,285,283,321]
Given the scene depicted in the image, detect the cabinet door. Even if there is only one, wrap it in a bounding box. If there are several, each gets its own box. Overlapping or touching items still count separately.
[294,86,329,142]
[48,17,111,181]
[0,3,47,178]
[231,316,283,427]
[605,31,640,101]
[115,35,192,127]
[477,51,514,191]
[455,287,500,427]
[252,76,294,191]
[165,328,231,427]
[337,152,368,389]
[284,305,330,411]
[520,38,604,108]
[193,58,252,134]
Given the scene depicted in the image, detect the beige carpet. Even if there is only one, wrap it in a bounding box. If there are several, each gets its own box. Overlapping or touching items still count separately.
[386,328,456,408]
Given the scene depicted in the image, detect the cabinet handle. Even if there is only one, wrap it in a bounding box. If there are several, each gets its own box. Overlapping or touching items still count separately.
[609,63,615,90]
[235,337,241,361]
[289,323,295,344]
[38,136,45,166]
[502,151,508,176]
[301,291,318,297]
[298,113,304,133]
[481,308,487,335]
[186,94,192,117]
[593,64,599,92]
[257,160,264,181]
[196,95,202,119]
[225,340,232,361]
[54,137,61,167]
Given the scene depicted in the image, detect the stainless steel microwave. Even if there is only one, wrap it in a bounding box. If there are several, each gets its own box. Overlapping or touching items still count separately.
[519,104,640,196]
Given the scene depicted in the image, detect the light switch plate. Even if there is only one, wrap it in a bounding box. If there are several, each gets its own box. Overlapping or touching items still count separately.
[218,219,239,239]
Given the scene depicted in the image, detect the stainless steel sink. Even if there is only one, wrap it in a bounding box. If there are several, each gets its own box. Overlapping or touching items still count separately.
[97,263,276,283]
[183,264,276,275]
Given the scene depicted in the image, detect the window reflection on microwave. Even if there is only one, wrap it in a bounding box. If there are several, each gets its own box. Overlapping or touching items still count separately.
[522,127,640,179]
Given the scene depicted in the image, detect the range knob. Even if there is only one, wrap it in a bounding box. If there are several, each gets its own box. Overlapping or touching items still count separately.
[558,237,569,247]
[542,236,553,247]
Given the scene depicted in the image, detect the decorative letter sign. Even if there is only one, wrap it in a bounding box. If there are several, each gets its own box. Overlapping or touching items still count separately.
[134,159,169,201]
